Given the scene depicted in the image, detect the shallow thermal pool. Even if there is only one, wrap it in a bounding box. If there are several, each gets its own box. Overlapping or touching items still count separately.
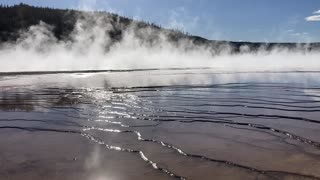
[0,69,320,180]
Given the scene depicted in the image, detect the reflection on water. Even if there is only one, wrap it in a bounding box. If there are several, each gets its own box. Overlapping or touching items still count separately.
[0,92,35,112]
[0,89,84,112]
[1,70,320,180]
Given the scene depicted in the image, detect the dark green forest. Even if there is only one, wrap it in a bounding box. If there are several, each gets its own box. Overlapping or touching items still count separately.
[1,3,320,53]
[0,3,154,41]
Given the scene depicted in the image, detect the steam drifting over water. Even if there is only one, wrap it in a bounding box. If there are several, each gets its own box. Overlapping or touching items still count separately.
[0,12,320,73]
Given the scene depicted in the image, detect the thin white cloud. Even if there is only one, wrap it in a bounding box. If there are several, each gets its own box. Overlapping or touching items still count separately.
[166,7,200,33]
[305,15,320,21]
[290,32,308,36]
[306,9,320,21]
[77,0,97,11]
[76,0,119,14]
[313,9,320,14]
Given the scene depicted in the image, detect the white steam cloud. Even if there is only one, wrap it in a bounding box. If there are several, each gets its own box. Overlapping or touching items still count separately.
[0,12,320,73]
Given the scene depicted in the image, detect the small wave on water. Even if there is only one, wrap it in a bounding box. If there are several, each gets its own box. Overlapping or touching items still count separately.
[1,69,320,180]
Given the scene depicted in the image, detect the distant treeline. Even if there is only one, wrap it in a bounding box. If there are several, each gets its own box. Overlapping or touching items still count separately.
[1,3,320,53]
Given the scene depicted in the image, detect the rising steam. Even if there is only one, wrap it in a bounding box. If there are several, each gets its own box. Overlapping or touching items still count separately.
[0,11,320,73]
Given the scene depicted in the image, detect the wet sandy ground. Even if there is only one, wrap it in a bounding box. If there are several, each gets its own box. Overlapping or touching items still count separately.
[0,70,320,180]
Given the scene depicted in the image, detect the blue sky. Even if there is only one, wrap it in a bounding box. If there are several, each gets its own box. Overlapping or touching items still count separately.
[1,0,320,42]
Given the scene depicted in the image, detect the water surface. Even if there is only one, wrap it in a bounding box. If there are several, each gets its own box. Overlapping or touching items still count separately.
[1,69,320,180]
